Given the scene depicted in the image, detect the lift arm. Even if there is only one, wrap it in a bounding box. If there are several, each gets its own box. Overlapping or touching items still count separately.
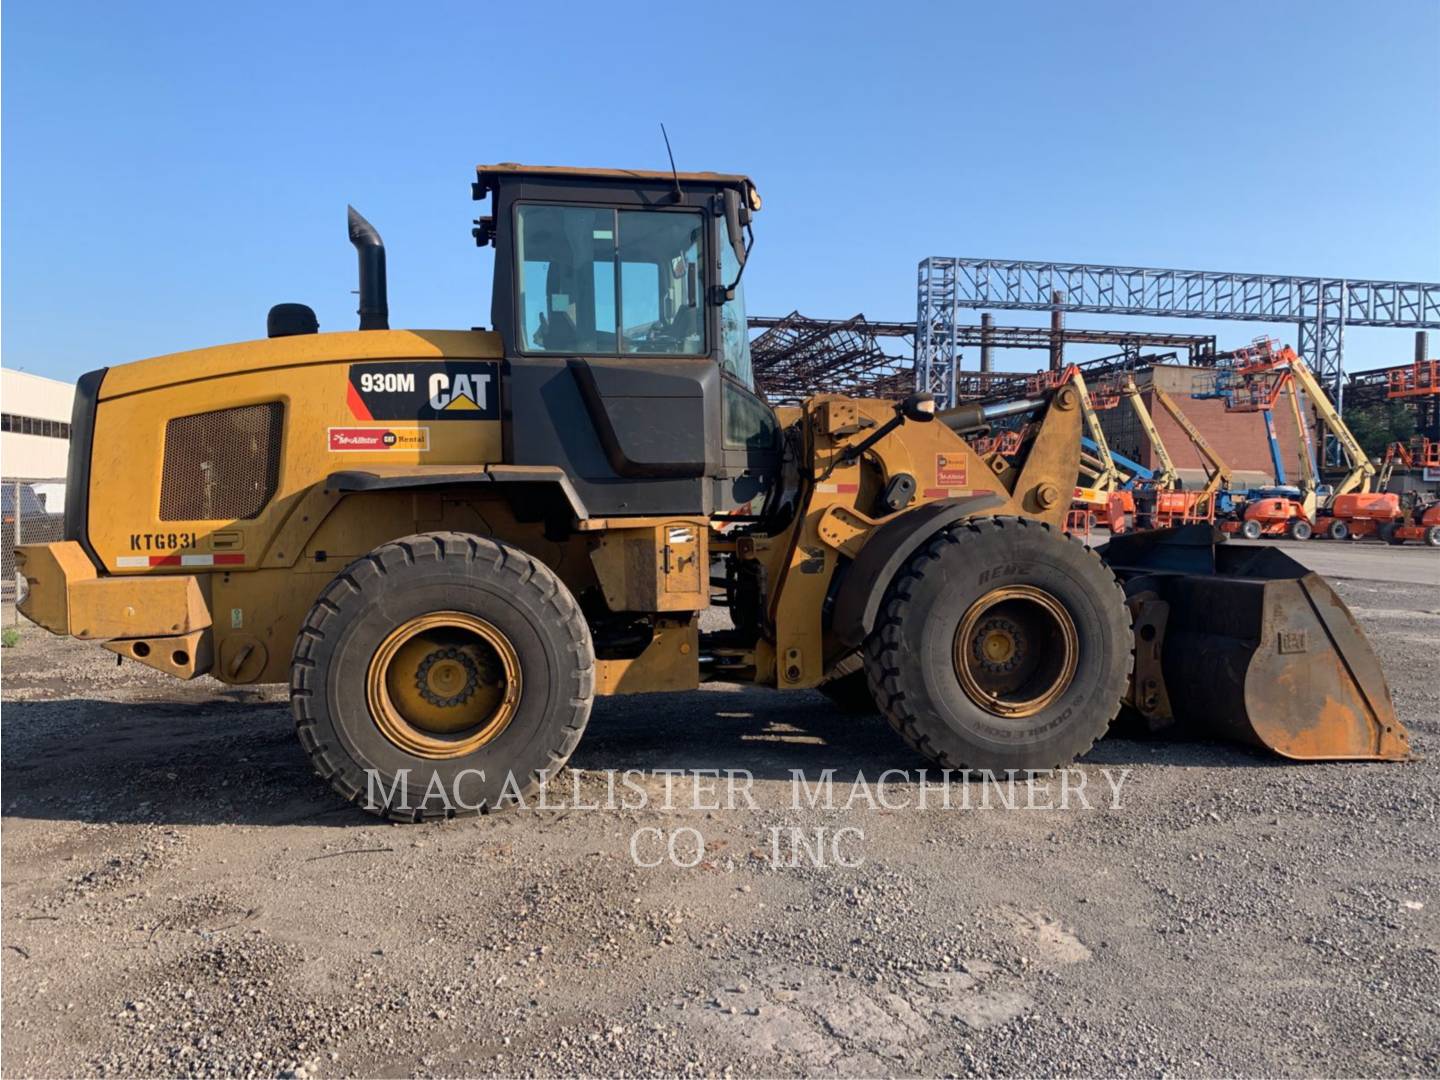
[1080,438,1151,486]
[1281,351,1375,499]
[1282,375,1319,518]
[1070,370,1125,493]
[1120,376,1178,489]
[1149,384,1233,513]
[1261,410,1287,487]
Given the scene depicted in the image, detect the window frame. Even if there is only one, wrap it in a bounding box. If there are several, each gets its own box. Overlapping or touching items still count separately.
[511,200,710,360]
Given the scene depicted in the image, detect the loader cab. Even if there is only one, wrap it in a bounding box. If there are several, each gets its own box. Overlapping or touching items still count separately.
[474,164,779,518]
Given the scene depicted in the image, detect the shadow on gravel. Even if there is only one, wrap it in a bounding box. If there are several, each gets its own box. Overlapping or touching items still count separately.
[0,689,1271,829]
[576,685,1274,777]
[0,698,372,829]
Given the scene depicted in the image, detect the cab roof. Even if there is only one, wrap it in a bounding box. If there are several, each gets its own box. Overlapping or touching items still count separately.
[475,163,761,210]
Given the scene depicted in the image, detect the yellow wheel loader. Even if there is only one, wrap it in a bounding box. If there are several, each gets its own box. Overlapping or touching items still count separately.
[17,164,1409,820]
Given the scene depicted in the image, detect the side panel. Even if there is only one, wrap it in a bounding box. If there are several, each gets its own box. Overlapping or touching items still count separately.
[569,358,716,479]
[503,357,716,516]
[85,343,502,575]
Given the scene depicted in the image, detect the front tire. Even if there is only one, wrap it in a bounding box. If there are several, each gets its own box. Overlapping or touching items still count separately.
[291,532,595,821]
[1288,518,1313,541]
[1241,519,1263,540]
[863,517,1131,772]
[1326,520,1349,541]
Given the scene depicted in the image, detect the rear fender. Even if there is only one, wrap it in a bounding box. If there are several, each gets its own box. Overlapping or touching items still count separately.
[325,464,588,521]
[255,466,589,571]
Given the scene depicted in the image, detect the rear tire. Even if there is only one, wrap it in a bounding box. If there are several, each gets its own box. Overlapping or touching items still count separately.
[863,517,1131,772]
[1288,518,1313,541]
[1327,520,1349,541]
[1241,519,1263,540]
[1427,525,1440,548]
[1378,522,1400,545]
[291,532,595,821]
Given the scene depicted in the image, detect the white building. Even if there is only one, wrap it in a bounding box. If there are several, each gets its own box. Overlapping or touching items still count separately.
[2,368,76,508]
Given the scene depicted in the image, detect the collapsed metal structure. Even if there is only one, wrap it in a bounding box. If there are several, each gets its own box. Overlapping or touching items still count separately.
[749,311,1213,403]
[747,312,911,400]
[916,258,1440,410]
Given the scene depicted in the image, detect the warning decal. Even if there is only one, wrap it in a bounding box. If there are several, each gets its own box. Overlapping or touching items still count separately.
[116,553,245,568]
[347,362,500,421]
[328,426,430,452]
[935,452,968,487]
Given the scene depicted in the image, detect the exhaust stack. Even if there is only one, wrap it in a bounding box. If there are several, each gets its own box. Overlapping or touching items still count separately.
[347,205,389,331]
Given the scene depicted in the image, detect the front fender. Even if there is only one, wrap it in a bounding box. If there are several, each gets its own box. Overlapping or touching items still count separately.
[829,494,1007,649]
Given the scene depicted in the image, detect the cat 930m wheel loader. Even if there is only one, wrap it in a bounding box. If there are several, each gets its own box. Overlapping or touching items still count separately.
[17,164,1409,820]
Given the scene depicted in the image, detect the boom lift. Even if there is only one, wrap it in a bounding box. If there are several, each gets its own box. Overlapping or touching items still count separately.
[1205,362,1317,534]
[1120,375,1179,491]
[1148,382,1234,520]
[1206,345,1377,541]
[14,163,1410,820]
[1379,438,1440,490]
[1285,374,1322,514]
[1115,375,1221,527]
[1228,340,1375,503]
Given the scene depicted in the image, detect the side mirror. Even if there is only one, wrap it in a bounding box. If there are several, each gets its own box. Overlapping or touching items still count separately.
[723,189,747,268]
[900,393,937,423]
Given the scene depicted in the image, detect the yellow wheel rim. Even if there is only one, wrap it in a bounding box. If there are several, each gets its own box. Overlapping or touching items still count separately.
[366,611,521,759]
[953,585,1078,719]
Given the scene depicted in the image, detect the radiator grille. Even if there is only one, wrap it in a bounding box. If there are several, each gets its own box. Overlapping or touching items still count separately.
[159,403,283,521]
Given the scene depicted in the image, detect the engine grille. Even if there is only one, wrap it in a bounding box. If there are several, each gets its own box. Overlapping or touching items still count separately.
[159,403,283,521]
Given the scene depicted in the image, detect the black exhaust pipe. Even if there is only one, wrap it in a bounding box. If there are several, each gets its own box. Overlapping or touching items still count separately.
[347,205,389,331]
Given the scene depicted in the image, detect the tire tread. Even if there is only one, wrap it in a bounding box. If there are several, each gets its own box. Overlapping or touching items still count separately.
[862,516,1131,772]
[289,531,595,822]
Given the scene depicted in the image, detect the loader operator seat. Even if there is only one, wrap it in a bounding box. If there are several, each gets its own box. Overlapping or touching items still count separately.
[537,310,578,352]
[651,304,700,353]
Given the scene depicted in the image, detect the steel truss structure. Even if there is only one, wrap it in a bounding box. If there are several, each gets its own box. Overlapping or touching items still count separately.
[917,257,1440,409]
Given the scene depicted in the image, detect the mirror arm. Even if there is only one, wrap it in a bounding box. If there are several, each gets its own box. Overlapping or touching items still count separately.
[722,224,754,300]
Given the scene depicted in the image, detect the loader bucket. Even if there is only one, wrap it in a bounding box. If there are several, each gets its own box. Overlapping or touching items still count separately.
[1100,526,1410,761]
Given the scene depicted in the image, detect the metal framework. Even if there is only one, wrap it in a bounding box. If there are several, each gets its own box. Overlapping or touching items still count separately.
[749,313,1213,402]
[917,257,1440,409]
[748,312,911,401]
[964,348,1183,405]
[1347,361,1440,442]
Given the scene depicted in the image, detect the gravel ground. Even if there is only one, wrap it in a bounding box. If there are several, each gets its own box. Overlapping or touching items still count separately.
[2,562,1437,1077]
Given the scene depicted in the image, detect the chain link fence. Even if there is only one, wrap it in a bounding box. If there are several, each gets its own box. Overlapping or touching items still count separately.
[3,477,67,627]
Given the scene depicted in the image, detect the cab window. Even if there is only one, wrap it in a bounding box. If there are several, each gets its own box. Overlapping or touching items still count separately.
[719,239,753,387]
[516,204,705,356]
[723,380,780,451]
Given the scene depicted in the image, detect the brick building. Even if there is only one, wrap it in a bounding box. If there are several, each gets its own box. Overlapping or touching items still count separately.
[1096,365,1317,489]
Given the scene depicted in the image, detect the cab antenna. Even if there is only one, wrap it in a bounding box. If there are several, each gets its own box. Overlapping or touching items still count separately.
[660,124,683,202]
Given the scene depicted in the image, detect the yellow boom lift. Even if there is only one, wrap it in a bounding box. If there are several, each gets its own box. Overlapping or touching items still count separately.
[1148,382,1233,520]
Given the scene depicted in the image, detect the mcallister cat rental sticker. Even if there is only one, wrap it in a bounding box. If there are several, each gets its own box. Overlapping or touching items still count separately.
[347,362,501,421]
[328,426,430,452]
